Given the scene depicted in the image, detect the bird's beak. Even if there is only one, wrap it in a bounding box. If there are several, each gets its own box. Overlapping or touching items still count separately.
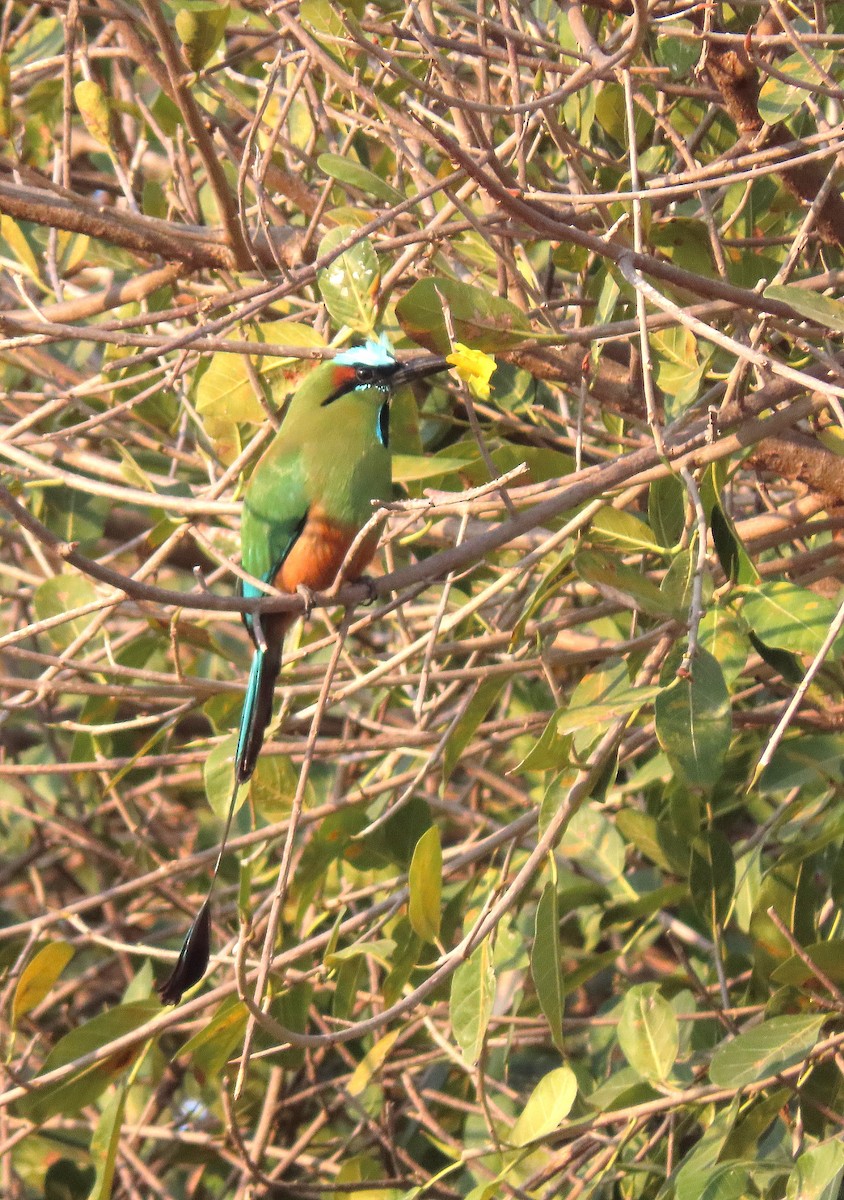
[391,355,450,389]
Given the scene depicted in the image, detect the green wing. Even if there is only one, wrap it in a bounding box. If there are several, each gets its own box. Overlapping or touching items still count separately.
[240,442,309,606]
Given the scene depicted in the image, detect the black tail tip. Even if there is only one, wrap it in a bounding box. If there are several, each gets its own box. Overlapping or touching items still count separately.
[157,899,212,1005]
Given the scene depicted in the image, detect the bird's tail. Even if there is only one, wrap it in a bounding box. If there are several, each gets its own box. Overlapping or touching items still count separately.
[235,630,283,784]
[157,624,283,1005]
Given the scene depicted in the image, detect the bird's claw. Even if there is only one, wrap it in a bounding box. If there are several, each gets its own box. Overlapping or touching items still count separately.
[297,583,316,619]
[252,610,268,653]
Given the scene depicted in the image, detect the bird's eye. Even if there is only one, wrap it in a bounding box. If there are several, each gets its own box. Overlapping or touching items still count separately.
[356,366,376,384]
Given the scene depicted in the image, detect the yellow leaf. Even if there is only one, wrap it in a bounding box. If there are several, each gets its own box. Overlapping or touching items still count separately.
[12,943,75,1026]
[347,1029,400,1097]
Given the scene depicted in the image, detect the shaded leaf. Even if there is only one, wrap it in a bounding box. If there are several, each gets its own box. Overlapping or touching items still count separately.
[443,677,506,783]
[649,473,686,548]
[16,1000,160,1123]
[690,828,736,929]
[396,277,531,354]
[655,648,731,789]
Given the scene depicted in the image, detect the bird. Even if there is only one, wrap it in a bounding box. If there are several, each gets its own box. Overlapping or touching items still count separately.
[158,336,448,1003]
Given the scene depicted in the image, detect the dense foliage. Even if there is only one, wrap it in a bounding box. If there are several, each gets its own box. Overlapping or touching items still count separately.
[1,1,844,1197]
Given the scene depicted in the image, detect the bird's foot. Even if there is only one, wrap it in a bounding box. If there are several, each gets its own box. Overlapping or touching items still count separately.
[297,583,316,619]
[357,574,378,606]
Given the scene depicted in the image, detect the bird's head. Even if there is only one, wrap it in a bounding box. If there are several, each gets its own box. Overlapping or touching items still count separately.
[324,336,448,404]
[285,337,448,447]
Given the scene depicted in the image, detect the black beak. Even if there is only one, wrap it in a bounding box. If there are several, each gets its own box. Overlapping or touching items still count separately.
[391,355,450,389]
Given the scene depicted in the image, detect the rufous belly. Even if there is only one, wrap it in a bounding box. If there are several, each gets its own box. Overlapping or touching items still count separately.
[274,513,380,595]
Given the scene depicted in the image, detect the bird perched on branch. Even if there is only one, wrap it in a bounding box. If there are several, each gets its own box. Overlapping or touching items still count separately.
[158,336,448,1004]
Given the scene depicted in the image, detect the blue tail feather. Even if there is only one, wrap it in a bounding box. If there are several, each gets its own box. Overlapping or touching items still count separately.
[234,632,283,783]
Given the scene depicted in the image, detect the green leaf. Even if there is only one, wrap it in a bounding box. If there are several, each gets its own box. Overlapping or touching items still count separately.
[614,809,675,872]
[699,608,748,686]
[651,325,705,417]
[711,502,759,585]
[673,1098,742,1200]
[317,153,404,204]
[443,677,506,783]
[175,2,230,71]
[450,941,495,1064]
[33,574,99,650]
[748,630,804,686]
[655,648,731,789]
[250,751,303,820]
[682,1164,751,1200]
[316,226,380,333]
[617,983,679,1083]
[508,1065,577,1146]
[194,322,323,461]
[531,882,565,1055]
[395,277,531,355]
[332,954,363,1021]
[553,685,663,738]
[757,51,836,124]
[575,549,676,617]
[408,826,442,944]
[742,582,844,657]
[37,485,108,548]
[763,285,844,334]
[43,1160,96,1200]
[589,505,660,552]
[689,828,735,929]
[770,940,844,987]
[648,473,686,548]
[178,996,248,1077]
[12,942,75,1026]
[786,1139,844,1200]
[204,734,243,821]
[391,451,476,482]
[560,806,626,888]
[88,1084,128,1200]
[16,1000,160,1123]
[709,1013,827,1088]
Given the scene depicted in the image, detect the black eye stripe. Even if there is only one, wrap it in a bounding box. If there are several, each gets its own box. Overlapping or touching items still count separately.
[321,360,400,405]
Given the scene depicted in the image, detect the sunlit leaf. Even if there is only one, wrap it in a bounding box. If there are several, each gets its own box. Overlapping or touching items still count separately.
[509,1066,577,1146]
[709,1014,827,1088]
[408,826,442,944]
[450,941,495,1064]
[12,942,75,1026]
[617,983,679,1083]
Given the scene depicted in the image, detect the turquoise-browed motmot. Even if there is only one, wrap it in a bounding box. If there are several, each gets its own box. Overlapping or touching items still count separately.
[158,338,447,1003]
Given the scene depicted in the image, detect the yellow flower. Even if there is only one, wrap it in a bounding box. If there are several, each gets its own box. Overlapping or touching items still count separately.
[446,343,496,400]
